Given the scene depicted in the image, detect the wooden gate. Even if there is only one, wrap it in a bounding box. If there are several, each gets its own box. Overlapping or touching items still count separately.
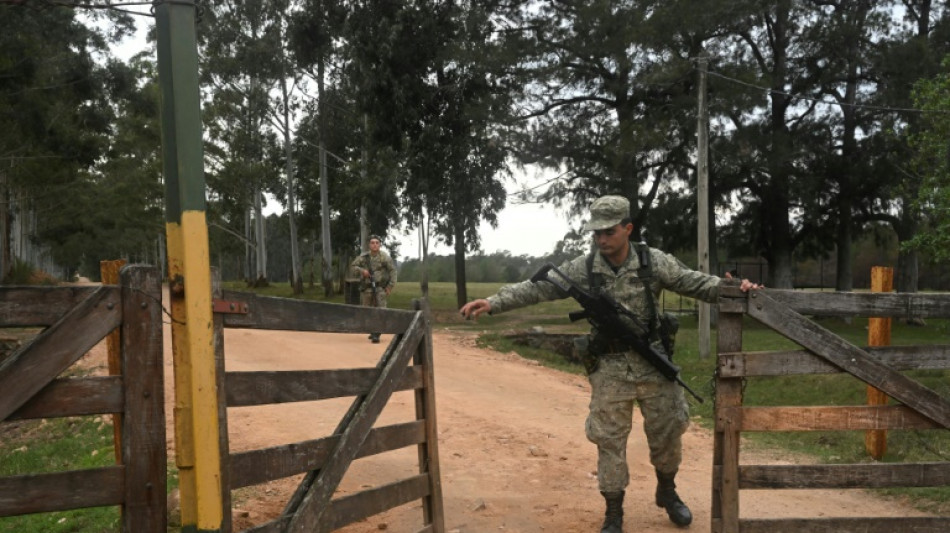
[213,289,445,533]
[0,266,166,532]
[713,287,950,532]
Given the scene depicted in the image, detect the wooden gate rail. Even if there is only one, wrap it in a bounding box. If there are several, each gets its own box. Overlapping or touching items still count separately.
[213,290,444,533]
[0,266,166,532]
[713,287,950,533]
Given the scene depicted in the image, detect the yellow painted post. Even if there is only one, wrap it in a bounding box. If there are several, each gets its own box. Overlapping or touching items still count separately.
[156,1,224,531]
[865,266,893,460]
[100,259,127,462]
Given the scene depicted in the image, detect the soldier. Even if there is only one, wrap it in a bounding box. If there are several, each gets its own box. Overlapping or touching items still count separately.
[459,195,761,532]
[350,234,397,343]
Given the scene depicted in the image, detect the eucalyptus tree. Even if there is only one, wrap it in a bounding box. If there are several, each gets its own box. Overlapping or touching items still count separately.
[0,5,134,278]
[201,0,305,286]
[343,0,512,302]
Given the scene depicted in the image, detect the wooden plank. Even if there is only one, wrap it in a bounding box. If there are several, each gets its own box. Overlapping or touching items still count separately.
[0,466,125,516]
[226,366,424,407]
[0,286,121,421]
[0,286,100,326]
[219,289,416,333]
[7,376,123,420]
[740,462,950,489]
[287,313,426,533]
[239,475,430,533]
[747,291,950,429]
[730,405,938,431]
[212,269,232,533]
[119,266,166,533]
[737,517,950,533]
[230,421,427,489]
[766,289,950,319]
[719,345,950,377]
[713,309,744,533]
[412,298,445,532]
[325,474,430,531]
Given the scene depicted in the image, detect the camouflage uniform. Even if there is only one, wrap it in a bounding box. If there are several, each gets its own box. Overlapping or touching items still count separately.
[350,250,397,309]
[487,245,721,492]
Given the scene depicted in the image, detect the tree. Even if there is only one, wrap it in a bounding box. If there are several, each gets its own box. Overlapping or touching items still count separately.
[907,56,950,261]
[0,5,136,278]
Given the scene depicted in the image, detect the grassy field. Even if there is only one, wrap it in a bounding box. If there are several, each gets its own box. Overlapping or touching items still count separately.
[2,280,948,531]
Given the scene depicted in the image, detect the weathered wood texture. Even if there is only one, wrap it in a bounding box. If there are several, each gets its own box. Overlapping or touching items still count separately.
[101,258,127,460]
[241,475,430,533]
[723,405,938,431]
[230,421,426,489]
[718,517,950,533]
[751,287,950,318]
[412,298,445,532]
[323,474,430,531]
[119,266,166,533]
[280,339,406,519]
[0,466,125,516]
[740,462,950,489]
[0,286,99,326]
[287,314,426,533]
[713,288,950,533]
[0,286,121,421]
[747,290,950,429]
[213,270,233,533]
[226,366,423,407]
[712,307,744,533]
[220,289,416,333]
[718,345,950,377]
[6,376,123,420]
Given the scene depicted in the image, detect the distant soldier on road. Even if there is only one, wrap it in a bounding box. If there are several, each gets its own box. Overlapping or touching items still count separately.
[460,195,761,532]
[350,234,397,343]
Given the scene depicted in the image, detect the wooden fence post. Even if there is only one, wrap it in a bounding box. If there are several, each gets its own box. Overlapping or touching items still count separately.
[100,259,127,461]
[866,266,893,460]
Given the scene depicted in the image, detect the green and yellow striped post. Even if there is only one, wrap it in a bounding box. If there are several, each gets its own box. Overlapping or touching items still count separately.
[155,2,224,531]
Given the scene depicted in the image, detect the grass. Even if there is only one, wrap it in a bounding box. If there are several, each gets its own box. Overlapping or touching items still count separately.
[3,279,948,529]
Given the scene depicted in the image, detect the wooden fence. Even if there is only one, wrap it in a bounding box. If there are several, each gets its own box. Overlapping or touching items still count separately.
[0,266,166,532]
[713,287,950,532]
[214,288,445,533]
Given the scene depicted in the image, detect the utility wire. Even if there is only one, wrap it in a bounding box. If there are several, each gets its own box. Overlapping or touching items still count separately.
[703,68,950,115]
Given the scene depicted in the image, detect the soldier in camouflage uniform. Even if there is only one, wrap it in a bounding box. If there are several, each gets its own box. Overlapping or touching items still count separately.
[350,234,397,343]
[460,196,760,532]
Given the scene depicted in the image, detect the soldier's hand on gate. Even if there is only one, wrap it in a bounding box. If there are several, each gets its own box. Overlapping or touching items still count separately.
[460,299,491,321]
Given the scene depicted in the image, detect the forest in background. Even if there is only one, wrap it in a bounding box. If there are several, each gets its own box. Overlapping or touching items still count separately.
[2,1,950,304]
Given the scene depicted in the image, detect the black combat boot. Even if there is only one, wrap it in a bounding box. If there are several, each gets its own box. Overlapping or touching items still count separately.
[655,469,692,527]
[599,490,624,533]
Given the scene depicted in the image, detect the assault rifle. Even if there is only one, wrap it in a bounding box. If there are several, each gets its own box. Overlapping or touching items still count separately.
[364,254,378,307]
[530,263,703,403]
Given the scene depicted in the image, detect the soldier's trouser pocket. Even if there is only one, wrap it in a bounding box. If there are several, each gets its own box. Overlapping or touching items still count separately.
[573,335,598,375]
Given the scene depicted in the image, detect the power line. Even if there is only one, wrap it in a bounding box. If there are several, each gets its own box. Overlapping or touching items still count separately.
[703,68,950,115]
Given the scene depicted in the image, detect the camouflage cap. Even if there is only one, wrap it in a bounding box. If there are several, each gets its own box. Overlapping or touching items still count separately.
[369,234,383,243]
[582,195,630,231]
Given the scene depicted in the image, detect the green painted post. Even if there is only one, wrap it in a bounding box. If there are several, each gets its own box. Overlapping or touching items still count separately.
[155,2,225,532]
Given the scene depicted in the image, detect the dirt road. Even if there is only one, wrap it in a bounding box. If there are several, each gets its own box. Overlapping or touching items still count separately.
[156,326,929,532]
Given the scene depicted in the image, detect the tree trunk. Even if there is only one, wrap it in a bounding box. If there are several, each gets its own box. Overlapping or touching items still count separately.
[419,213,429,298]
[453,221,468,309]
[280,75,303,294]
[318,58,333,296]
[254,185,268,284]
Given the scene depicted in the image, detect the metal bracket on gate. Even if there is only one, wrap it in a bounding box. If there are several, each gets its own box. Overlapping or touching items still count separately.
[213,299,249,314]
